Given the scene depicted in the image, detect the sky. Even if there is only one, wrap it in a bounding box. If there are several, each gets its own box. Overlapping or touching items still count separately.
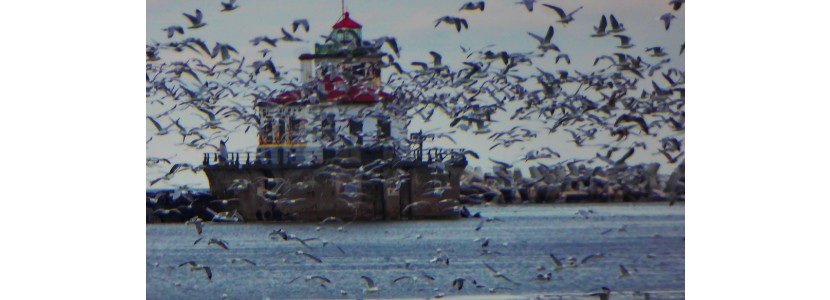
[146,0,686,189]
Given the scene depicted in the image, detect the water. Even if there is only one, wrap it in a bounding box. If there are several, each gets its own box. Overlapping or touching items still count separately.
[147,203,684,299]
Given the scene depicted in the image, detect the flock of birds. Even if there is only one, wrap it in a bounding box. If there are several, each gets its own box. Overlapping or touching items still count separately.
[151,206,673,299]
[147,1,683,297]
[147,0,684,190]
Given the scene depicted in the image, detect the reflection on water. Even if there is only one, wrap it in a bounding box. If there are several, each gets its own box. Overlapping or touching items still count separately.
[147,203,684,299]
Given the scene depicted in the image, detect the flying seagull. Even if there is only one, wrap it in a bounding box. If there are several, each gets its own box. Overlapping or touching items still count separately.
[292,19,310,33]
[361,275,380,292]
[220,0,238,12]
[459,2,485,11]
[613,34,635,49]
[588,287,612,300]
[162,25,184,39]
[435,16,468,32]
[659,13,677,30]
[516,0,537,12]
[542,4,583,25]
[591,15,608,37]
[182,9,206,29]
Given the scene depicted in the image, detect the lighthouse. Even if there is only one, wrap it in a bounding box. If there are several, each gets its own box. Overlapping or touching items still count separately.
[201,10,468,222]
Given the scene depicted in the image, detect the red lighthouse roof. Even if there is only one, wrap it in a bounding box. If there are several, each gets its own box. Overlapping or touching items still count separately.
[332,12,362,29]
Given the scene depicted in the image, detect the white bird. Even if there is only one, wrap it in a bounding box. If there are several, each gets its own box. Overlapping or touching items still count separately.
[516,0,536,12]
[230,258,257,266]
[619,263,634,277]
[608,14,625,33]
[591,15,608,37]
[147,116,175,136]
[182,9,206,29]
[434,16,468,32]
[669,0,684,11]
[614,34,635,49]
[402,201,433,214]
[542,4,583,25]
[207,238,230,250]
[296,250,323,263]
[549,253,564,270]
[178,261,212,281]
[361,275,379,292]
[292,19,310,33]
[659,13,677,31]
[220,0,238,12]
[162,25,184,39]
[185,216,203,235]
[459,2,485,11]
[528,26,560,52]
[483,262,518,284]
[211,43,238,61]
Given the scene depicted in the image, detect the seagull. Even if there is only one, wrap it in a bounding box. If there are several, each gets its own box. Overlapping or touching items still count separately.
[211,43,238,61]
[361,275,380,292]
[182,9,206,29]
[528,26,560,52]
[483,262,518,284]
[669,0,684,11]
[579,253,605,265]
[619,264,632,277]
[659,13,677,31]
[296,250,323,263]
[230,258,257,266]
[608,14,625,33]
[292,19,310,33]
[555,53,570,64]
[392,274,435,284]
[186,216,203,235]
[516,0,536,12]
[613,35,635,49]
[542,4,583,25]
[289,275,332,284]
[434,16,468,32]
[588,287,612,300]
[402,201,433,214]
[220,0,238,12]
[178,261,212,281]
[549,253,564,270]
[207,238,230,250]
[147,116,175,136]
[591,15,608,37]
[646,46,667,57]
[459,2,485,11]
[162,25,184,39]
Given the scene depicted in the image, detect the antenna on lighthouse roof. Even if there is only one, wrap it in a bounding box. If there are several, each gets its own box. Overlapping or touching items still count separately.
[341,0,345,15]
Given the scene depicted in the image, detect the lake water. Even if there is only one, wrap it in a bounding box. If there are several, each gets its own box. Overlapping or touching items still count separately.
[147,203,684,299]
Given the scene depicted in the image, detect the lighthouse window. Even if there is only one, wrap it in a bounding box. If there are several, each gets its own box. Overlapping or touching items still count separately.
[378,118,391,139]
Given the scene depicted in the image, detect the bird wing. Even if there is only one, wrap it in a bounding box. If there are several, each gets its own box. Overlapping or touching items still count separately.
[614,35,631,44]
[542,4,567,19]
[147,116,163,131]
[429,51,443,66]
[527,32,544,44]
[182,11,200,25]
[544,26,554,43]
[597,15,607,31]
[361,275,376,288]
[483,262,498,274]
[609,14,621,29]
[302,252,323,263]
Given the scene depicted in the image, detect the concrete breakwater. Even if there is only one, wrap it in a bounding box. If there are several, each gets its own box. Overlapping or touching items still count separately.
[147,161,684,223]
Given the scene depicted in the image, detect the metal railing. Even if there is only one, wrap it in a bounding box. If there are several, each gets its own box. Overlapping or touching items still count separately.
[405,148,466,163]
[203,152,255,166]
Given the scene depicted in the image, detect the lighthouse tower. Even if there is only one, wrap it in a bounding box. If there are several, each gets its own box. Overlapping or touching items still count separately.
[256,10,403,167]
